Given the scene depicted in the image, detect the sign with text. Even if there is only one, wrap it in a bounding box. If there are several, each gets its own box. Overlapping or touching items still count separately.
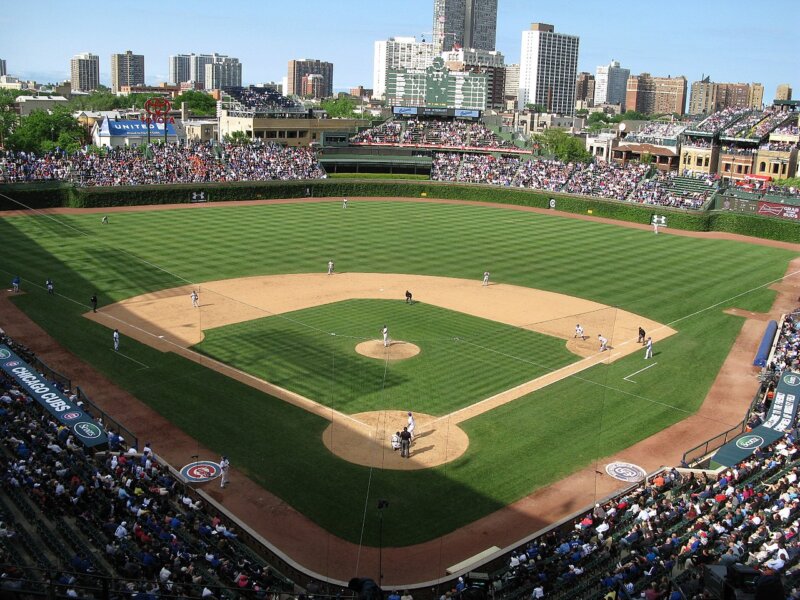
[757,201,799,220]
[0,345,108,448]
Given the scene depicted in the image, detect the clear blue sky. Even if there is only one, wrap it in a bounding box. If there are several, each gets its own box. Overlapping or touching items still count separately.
[2,0,797,100]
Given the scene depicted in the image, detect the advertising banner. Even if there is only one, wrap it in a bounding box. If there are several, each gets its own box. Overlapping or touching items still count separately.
[757,201,799,220]
[0,345,108,448]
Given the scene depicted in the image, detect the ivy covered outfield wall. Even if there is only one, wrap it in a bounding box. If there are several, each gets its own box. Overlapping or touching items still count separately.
[0,179,797,243]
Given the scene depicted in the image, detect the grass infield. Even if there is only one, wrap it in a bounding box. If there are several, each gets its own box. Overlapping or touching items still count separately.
[1,199,796,545]
[194,299,578,416]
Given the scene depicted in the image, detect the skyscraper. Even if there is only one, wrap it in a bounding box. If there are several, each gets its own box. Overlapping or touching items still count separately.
[169,54,191,86]
[70,53,100,92]
[518,24,579,115]
[287,59,334,98]
[776,83,792,101]
[205,57,242,90]
[0,59,6,77]
[110,50,145,93]
[373,37,437,99]
[432,0,497,52]
[593,60,629,107]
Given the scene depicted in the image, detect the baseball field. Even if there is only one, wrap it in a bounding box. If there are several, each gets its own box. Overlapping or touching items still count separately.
[1,197,796,561]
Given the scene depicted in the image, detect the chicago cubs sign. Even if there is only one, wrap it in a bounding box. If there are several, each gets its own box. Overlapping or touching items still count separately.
[180,460,222,483]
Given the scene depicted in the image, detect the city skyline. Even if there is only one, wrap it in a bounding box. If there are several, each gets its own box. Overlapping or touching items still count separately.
[1,0,798,101]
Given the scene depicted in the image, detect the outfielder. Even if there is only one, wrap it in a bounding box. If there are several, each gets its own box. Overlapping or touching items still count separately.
[327,260,334,275]
[113,329,120,351]
[482,271,490,286]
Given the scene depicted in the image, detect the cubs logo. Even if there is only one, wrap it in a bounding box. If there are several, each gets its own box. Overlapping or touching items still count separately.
[606,462,647,482]
[735,434,764,450]
[62,412,82,420]
[180,461,222,483]
[4,360,20,368]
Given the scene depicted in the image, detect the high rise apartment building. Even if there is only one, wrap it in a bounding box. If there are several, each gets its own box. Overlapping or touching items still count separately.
[70,53,100,92]
[205,57,242,90]
[575,72,595,108]
[168,54,191,86]
[504,64,519,102]
[776,83,792,101]
[442,48,505,109]
[626,73,687,115]
[110,50,145,93]
[518,23,579,115]
[373,37,437,100]
[688,78,764,115]
[287,59,334,98]
[0,59,6,77]
[593,60,629,107]
[432,0,497,52]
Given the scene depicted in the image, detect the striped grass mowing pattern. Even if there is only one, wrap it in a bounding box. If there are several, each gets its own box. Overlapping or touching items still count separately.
[194,299,578,415]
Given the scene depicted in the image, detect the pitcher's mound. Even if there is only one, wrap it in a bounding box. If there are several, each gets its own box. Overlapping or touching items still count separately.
[355,340,420,360]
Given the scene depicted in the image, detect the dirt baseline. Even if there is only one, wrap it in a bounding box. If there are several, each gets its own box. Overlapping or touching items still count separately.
[87,272,675,470]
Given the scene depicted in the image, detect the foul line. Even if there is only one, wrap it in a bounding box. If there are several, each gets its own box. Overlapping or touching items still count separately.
[623,362,657,383]
[112,350,150,370]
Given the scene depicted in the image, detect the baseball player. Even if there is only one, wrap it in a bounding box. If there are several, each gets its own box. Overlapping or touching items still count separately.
[381,325,389,348]
[482,271,490,286]
[407,412,416,440]
[101,216,109,224]
[90,294,98,313]
[342,198,348,209]
[190,290,199,307]
[327,260,334,275]
[45,279,54,294]
[637,326,646,344]
[220,456,230,488]
[113,329,120,352]
[405,290,413,304]
[575,324,586,341]
[645,337,654,359]
[11,276,20,293]
[391,431,401,451]
[653,220,659,234]
[598,334,608,352]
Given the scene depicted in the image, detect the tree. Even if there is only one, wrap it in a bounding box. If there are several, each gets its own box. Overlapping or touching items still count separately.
[533,128,591,163]
[525,103,546,113]
[173,90,217,117]
[7,107,86,154]
[319,96,359,119]
[223,130,251,144]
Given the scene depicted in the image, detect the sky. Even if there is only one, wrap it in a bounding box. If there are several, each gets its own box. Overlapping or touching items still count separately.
[2,0,798,100]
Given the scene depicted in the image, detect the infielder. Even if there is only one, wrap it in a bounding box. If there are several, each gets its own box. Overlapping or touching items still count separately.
[645,337,653,359]
[381,325,389,347]
[113,329,120,351]
[220,456,230,488]
[407,412,416,439]
[637,326,646,344]
[191,290,199,307]
[482,271,490,286]
[46,279,54,294]
[327,260,334,275]
[598,334,608,352]
[575,324,586,340]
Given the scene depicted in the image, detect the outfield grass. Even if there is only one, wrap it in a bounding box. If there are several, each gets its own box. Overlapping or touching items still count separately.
[1,199,796,545]
[195,299,578,415]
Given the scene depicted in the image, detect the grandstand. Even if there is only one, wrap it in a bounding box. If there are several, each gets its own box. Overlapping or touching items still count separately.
[220,86,306,118]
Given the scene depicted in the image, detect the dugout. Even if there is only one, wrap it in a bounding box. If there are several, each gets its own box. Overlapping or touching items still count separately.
[753,320,778,367]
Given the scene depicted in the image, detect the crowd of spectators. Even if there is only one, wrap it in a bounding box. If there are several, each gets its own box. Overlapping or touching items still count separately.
[0,141,326,186]
[680,137,712,149]
[760,141,797,152]
[719,144,756,156]
[0,333,297,599]
[721,111,766,138]
[224,87,300,113]
[629,172,715,210]
[773,125,800,137]
[513,158,576,192]
[351,119,515,150]
[625,123,687,145]
[768,309,800,376]
[564,162,649,200]
[689,107,752,134]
